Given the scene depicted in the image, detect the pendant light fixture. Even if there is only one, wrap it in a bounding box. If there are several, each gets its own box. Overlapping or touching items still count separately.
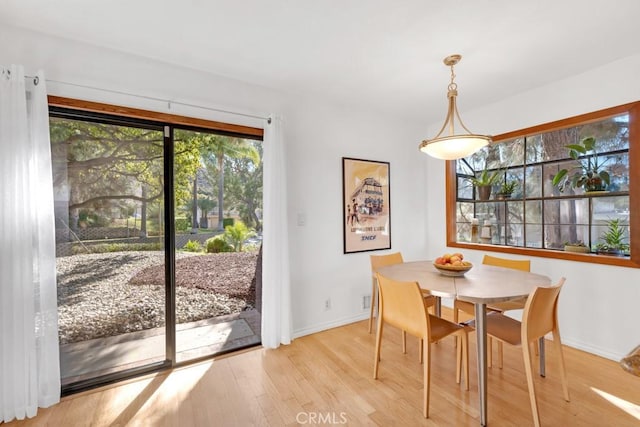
[419,54,491,160]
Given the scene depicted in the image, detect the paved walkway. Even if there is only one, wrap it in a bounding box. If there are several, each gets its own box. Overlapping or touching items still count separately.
[60,309,261,384]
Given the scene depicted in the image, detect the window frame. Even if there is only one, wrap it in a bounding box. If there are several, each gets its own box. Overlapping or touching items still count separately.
[446,101,640,268]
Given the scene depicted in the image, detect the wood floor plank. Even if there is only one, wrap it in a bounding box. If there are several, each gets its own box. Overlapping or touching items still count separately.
[3,310,640,426]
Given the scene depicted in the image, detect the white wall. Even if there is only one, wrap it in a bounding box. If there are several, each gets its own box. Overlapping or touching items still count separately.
[284,98,428,335]
[4,24,639,361]
[425,53,640,360]
[0,26,281,128]
[1,25,428,339]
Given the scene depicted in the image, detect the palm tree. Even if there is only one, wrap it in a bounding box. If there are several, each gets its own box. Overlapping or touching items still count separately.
[201,136,259,230]
[223,220,256,252]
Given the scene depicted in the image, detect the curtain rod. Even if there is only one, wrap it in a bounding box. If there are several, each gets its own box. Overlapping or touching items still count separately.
[13,71,271,124]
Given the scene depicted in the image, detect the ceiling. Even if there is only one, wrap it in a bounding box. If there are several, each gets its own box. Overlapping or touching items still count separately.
[2,0,640,122]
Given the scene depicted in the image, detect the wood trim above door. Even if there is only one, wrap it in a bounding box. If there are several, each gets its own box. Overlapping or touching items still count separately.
[48,96,264,138]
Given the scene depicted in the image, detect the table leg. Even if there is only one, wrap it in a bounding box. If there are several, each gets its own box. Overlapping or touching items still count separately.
[539,337,546,377]
[435,296,442,317]
[475,302,488,426]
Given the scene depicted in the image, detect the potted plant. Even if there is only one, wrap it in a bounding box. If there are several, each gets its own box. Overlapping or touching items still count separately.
[495,180,518,200]
[551,136,610,193]
[595,218,629,256]
[563,241,590,253]
[468,167,501,201]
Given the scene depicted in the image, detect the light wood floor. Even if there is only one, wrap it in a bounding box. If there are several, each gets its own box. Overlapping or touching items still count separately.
[5,310,640,426]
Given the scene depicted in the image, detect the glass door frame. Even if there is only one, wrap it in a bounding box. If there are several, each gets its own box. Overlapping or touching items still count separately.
[52,108,175,395]
[51,100,264,395]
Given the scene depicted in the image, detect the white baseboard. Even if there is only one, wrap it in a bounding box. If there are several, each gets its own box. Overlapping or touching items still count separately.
[562,337,623,361]
[293,312,369,339]
[291,313,625,362]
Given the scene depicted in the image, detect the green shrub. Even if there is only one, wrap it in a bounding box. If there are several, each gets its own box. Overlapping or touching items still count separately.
[182,240,202,252]
[223,220,256,252]
[174,217,190,232]
[206,236,233,253]
[222,217,235,228]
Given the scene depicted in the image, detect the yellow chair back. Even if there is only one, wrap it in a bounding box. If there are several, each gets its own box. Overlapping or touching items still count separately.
[482,254,530,272]
[376,273,429,339]
[371,252,404,273]
[523,278,565,341]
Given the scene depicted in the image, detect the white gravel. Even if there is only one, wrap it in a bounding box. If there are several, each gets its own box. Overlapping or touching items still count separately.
[56,252,249,344]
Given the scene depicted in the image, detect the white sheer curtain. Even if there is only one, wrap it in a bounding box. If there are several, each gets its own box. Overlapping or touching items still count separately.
[261,115,292,348]
[0,65,60,422]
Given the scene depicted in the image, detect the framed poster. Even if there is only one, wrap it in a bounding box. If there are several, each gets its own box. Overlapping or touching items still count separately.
[342,157,391,253]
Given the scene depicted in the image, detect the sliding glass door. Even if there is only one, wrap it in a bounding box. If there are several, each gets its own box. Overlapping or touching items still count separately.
[50,107,263,391]
[51,112,168,386]
[173,128,262,363]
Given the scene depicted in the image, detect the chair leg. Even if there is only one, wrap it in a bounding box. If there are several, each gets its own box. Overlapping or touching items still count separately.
[463,332,469,390]
[497,341,503,368]
[423,339,431,418]
[538,338,545,377]
[453,306,459,348]
[402,330,407,354]
[456,330,469,391]
[488,337,492,368]
[368,278,377,333]
[456,335,461,384]
[553,329,570,402]
[373,316,384,377]
[419,338,424,363]
[522,338,541,427]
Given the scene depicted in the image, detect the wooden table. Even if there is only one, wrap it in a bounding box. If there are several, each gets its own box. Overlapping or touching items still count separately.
[377,260,551,426]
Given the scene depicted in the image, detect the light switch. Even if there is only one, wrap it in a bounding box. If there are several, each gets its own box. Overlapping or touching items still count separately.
[297,212,306,226]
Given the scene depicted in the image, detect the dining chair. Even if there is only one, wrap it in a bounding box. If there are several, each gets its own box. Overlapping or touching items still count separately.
[369,252,403,334]
[369,253,437,354]
[452,254,531,366]
[373,272,469,418]
[483,254,532,312]
[481,279,569,427]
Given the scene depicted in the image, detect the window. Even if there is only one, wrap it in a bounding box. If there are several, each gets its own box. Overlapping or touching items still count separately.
[446,102,640,268]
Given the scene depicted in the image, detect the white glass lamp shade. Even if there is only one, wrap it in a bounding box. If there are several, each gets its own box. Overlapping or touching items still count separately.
[419,54,492,160]
[419,134,490,160]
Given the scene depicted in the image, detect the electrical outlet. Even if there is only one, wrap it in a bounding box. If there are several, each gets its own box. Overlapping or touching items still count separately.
[324,298,331,311]
[362,295,371,310]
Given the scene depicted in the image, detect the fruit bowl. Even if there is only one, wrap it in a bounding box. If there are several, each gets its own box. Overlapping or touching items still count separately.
[433,262,473,277]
